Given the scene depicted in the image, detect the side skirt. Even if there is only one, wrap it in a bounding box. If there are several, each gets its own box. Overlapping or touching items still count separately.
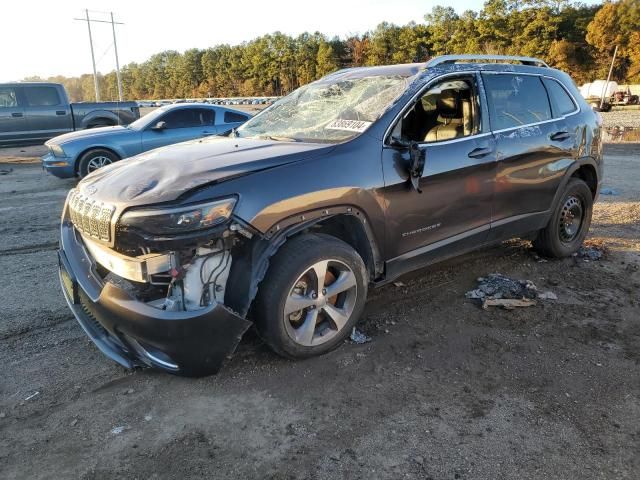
[381,210,550,286]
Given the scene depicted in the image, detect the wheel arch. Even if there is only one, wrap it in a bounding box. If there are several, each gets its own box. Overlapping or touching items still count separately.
[80,110,119,128]
[224,208,383,319]
[570,163,598,199]
[549,157,600,213]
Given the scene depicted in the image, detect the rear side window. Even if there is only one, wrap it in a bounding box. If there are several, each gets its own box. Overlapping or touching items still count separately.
[159,108,215,129]
[483,74,551,131]
[542,78,577,117]
[0,88,18,107]
[24,86,61,106]
[224,111,248,123]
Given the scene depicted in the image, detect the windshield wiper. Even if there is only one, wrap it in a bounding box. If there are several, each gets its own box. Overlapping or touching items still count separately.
[258,135,301,142]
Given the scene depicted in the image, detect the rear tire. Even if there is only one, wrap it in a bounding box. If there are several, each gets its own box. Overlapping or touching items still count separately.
[533,178,593,258]
[77,148,119,177]
[254,233,368,359]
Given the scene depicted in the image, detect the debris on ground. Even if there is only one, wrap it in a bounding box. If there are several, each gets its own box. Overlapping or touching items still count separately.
[350,327,371,344]
[538,291,558,300]
[393,281,406,287]
[24,391,39,401]
[466,273,558,309]
[482,298,537,310]
[110,425,128,435]
[531,253,548,263]
[575,244,606,261]
[600,188,619,195]
[466,273,538,300]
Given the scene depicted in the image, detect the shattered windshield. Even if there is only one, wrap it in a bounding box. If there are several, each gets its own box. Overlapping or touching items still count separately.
[236,75,411,143]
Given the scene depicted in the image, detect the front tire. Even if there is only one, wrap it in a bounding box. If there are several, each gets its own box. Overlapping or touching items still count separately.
[254,233,368,359]
[533,178,593,258]
[77,149,119,177]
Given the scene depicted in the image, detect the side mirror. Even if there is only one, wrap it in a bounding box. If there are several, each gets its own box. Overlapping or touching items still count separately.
[151,121,167,131]
[408,142,425,193]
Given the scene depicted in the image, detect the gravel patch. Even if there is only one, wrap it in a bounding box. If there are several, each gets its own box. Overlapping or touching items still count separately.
[601,110,640,128]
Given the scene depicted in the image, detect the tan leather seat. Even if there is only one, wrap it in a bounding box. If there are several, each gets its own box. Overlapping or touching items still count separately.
[425,89,464,142]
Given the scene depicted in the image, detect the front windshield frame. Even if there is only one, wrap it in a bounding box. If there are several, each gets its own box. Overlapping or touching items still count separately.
[236,73,414,144]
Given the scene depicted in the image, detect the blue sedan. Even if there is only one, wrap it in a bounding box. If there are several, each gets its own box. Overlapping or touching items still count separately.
[42,103,251,178]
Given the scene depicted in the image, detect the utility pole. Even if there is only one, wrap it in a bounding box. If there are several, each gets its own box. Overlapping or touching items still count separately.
[601,45,618,110]
[111,12,123,101]
[74,10,125,102]
[84,9,100,101]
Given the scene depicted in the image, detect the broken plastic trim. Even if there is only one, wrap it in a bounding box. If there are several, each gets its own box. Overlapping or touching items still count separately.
[82,235,176,283]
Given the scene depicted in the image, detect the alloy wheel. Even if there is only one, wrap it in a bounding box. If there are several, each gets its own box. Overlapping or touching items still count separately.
[86,155,113,173]
[283,259,358,347]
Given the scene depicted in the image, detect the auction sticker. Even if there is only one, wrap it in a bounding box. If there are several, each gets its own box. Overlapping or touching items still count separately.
[325,119,372,133]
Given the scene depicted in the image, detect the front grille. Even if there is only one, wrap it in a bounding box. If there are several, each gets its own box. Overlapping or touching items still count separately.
[67,189,115,242]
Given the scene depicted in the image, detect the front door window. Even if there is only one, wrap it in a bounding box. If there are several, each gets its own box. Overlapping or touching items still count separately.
[393,78,480,143]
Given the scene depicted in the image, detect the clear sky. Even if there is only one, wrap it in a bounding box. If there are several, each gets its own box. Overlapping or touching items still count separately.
[0,0,602,81]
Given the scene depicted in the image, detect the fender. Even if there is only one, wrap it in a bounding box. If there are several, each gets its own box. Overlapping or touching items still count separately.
[73,144,125,173]
[549,155,600,214]
[225,206,382,318]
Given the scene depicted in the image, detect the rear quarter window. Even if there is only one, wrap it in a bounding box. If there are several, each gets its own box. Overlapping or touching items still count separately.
[224,111,248,123]
[483,74,551,131]
[24,86,61,106]
[542,78,578,117]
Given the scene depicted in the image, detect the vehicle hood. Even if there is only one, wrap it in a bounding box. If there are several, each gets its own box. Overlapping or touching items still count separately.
[47,125,130,145]
[76,136,332,206]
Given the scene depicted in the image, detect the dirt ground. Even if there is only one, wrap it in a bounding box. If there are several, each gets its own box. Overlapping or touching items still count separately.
[0,143,639,480]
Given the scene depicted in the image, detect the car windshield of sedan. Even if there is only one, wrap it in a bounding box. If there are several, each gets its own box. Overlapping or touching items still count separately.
[236,75,412,143]
[127,106,169,130]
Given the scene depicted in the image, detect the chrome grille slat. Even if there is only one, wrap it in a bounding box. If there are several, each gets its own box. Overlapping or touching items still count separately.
[89,204,101,237]
[81,200,93,232]
[67,189,115,243]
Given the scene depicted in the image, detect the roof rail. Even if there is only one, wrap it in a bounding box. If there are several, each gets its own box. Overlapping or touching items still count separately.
[426,54,549,68]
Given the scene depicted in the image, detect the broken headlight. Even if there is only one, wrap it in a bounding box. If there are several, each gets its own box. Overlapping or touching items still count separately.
[119,198,237,235]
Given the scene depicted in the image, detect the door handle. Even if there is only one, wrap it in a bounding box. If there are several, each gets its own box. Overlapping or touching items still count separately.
[550,131,570,141]
[201,131,215,136]
[468,147,493,159]
[56,111,66,116]
[11,112,23,118]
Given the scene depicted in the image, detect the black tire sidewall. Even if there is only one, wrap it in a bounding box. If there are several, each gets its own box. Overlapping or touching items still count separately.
[78,149,118,177]
[542,178,593,257]
[254,233,368,359]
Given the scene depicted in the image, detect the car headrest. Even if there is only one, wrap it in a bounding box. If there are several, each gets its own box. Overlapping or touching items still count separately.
[437,90,461,119]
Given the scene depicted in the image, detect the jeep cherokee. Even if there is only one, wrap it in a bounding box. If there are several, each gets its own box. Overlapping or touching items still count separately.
[58,55,603,376]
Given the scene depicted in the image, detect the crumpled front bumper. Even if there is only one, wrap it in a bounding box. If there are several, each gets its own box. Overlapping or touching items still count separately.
[58,220,252,376]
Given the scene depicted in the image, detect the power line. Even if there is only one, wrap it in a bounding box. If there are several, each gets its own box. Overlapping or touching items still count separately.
[73,10,125,101]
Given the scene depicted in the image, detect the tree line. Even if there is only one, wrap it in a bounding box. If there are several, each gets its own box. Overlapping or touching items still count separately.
[27,0,640,102]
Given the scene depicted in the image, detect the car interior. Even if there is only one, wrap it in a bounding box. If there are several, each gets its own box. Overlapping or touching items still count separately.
[396,79,477,143]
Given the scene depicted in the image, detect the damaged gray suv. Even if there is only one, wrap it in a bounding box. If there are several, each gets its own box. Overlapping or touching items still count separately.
[58,55,602,376]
